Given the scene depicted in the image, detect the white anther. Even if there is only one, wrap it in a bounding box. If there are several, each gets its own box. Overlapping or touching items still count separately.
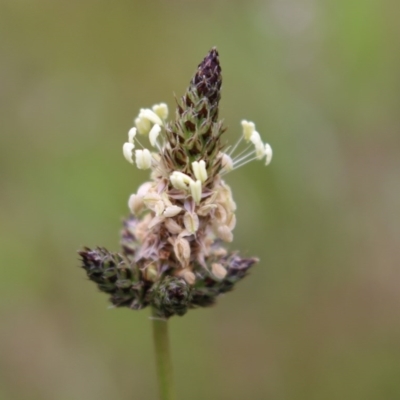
[139,108,163,126]
[152,103,169,120]
[255,141,266,160]
[128,127,137,144]
[241,120,256,142]
[149,124,161,147]
[170,171,194,191]
[174,237,191,268]
[192,160,208,183]
[135,149,152,169]
[122,142,135,164]
[189,179,202,204]
[170,174,188,191]
[250,131,262,146]
[135,116,151,135]
[265,143,273,165]
[220,153,233,172]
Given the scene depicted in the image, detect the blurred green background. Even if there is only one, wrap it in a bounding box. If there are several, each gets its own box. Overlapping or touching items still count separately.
[1,1,399,399]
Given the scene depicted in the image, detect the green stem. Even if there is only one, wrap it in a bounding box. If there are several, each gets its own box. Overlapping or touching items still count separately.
[152,308,176,400]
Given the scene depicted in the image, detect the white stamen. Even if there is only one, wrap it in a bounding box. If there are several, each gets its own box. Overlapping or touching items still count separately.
[255,141,266,160]
[122,142,135,164]
[170,171,194,191]
[220,153,234,172]
[231,143,252,161]
[250,131,262,146]
[139,108,163,126]
[265,143,273,165]
[135,149,152,169]
[170,174,187,191]
[228,134,243,156]
[152,103,169,120]
[241,120,256,142]
[149,124,161,147]
[128,127,137,144]
[192,160,208,183]
[190,179,202,204]
[135,116,151,135]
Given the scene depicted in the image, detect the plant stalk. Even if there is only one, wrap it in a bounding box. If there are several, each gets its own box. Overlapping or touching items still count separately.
[152,308,176,400]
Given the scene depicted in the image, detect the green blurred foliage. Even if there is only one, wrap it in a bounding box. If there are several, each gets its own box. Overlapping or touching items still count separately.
[0,0,399,399]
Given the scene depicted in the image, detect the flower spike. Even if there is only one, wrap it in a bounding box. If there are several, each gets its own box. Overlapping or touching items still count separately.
[80,48,268,319]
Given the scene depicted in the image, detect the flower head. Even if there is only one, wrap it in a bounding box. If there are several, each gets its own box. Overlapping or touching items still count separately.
[80,48,272,318]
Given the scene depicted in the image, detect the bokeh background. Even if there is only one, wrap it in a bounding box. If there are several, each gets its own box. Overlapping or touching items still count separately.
[1,1,399,399]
